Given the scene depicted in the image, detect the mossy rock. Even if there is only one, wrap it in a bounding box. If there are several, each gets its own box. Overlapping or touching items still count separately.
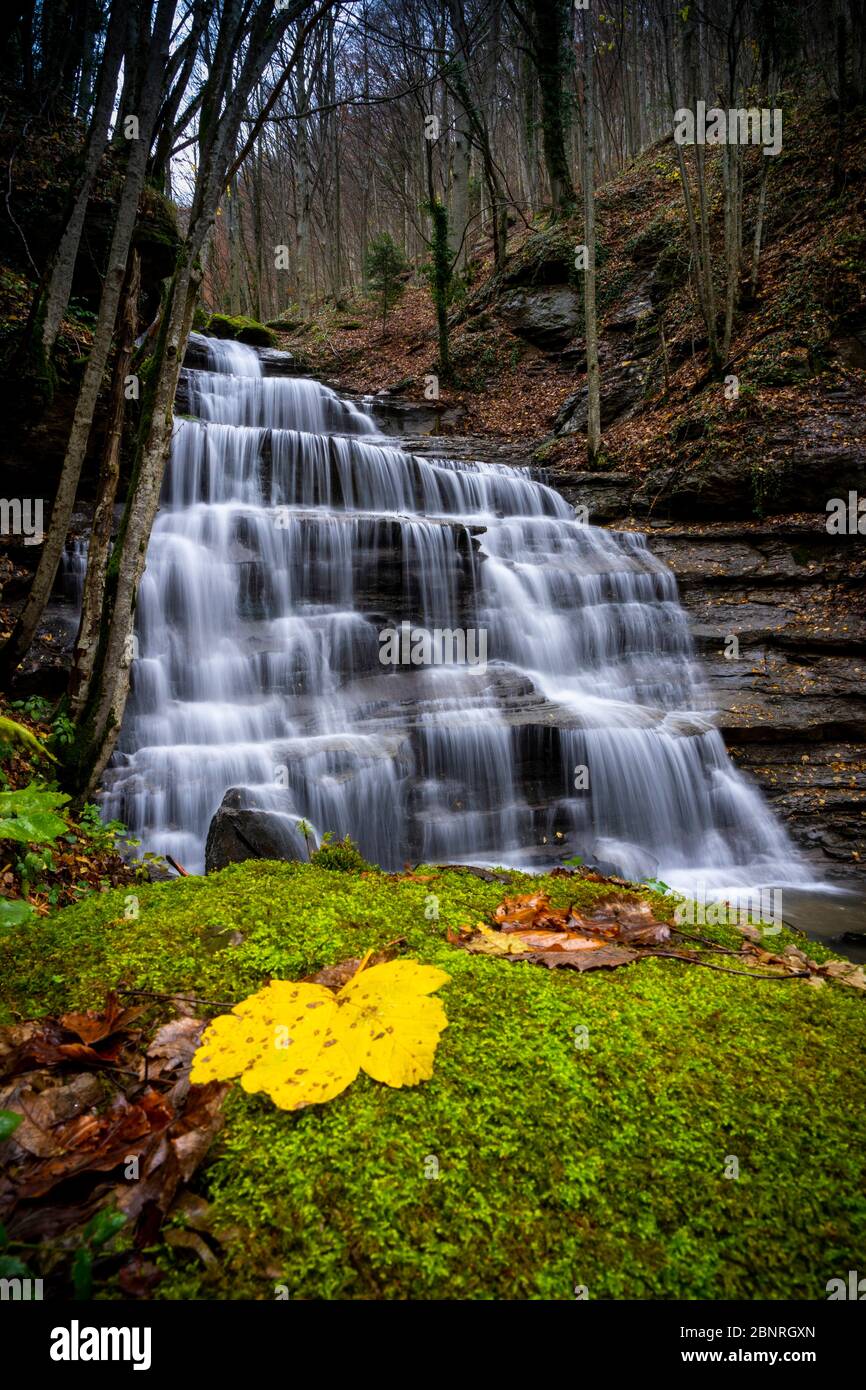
[206,314,277,348]
[2,860,864,1300]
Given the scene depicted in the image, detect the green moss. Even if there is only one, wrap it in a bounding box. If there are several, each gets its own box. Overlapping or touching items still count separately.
[309,834,370,872]
[206,314,277,348]
[2,861,864,1301]
[133,188,181,283]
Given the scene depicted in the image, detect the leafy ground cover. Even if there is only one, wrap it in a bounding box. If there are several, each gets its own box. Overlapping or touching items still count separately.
[2,858,864,1300]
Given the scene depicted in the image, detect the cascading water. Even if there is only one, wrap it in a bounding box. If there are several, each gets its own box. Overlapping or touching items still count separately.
[100,332,808,890]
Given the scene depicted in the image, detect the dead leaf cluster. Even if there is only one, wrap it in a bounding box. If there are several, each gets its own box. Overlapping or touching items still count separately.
[0,993,229,1293]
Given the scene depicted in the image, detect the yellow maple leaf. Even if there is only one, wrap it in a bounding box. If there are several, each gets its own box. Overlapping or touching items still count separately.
[190,960,450,1109]
[337,960,450,1086]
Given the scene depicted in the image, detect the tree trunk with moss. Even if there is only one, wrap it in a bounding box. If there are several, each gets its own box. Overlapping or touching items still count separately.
[428,199,452,378]
[529,0,576,215]
[74,259,201,797]
[32,0,129,374]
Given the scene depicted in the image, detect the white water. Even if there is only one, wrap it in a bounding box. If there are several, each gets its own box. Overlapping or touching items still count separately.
[101,333,811,890]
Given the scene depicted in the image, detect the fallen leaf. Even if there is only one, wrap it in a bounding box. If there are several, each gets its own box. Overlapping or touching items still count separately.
[456,891,668,971]
[190,958,450,1109]
[139,1018,205,1081]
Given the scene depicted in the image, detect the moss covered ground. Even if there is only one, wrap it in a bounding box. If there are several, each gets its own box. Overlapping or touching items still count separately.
[2,860,864,1300]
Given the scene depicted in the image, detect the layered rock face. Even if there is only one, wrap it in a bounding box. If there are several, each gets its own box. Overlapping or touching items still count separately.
[645,526,865,880]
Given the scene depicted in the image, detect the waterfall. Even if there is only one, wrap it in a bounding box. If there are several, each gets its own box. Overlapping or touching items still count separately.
[100,332,808,891]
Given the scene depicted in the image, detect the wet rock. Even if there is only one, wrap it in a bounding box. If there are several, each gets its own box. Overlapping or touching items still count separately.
[181,336,212,371]
[257,346,298,377]
[181,337,295,377]
[606,286,655,333]
[142,858,174,883]
[205,788,304,873]
[552,351,656,436]
[435,865,513,884]
[587,839,659,884]
[642,522,866,879]
[354,394,466,437]
[545,468,636,520]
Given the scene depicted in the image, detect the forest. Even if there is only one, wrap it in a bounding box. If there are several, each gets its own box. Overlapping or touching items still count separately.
[0,0,864,1327]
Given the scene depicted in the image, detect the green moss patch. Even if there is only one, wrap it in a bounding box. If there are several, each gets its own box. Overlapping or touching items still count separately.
[205,314,277,348]
[1,861,863,1300]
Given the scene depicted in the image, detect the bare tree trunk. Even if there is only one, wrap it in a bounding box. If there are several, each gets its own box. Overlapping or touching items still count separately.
[447,0,507,272]
[636,0,648,151]
[36,0,129,365]
[81,264,201,795]
[750,66,777,298]
[68,249,141,715]
[518,45,541,215]
[721,5,744,361]
[659,0,721,372]
[530,0,576,213]
[449,98,472,267]
[295,37,311,313]
[582,6,601,461]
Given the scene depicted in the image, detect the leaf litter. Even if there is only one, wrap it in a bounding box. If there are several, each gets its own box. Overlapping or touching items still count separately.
[0,991,229,1294]
[450,888,866,988]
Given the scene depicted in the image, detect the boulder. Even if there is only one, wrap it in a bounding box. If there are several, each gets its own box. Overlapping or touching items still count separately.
[205,787,305,872]
[497,286,582,350]
[205,313,277,348]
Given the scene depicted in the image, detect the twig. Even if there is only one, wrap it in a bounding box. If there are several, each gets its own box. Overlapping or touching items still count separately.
[117,988,235,1009]
[377,935,408,953]
[654,950,810,980]
[165,855,189,877]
